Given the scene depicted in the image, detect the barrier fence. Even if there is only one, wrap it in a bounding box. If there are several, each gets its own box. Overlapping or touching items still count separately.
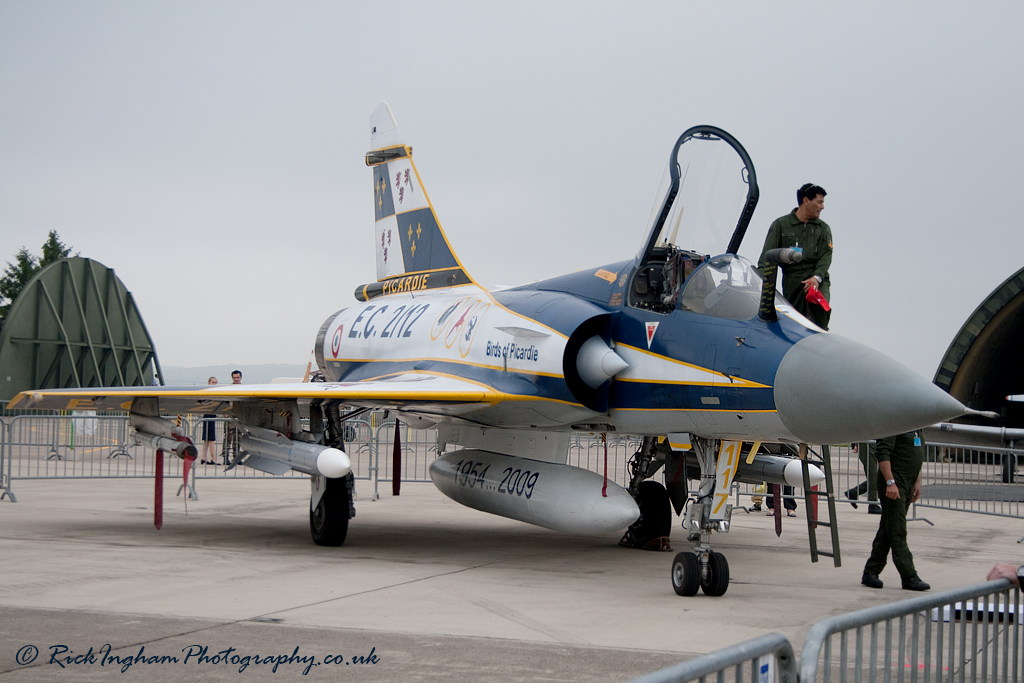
[799,579,1021,683]
[723,442,1024,525]
[916,443,1023,520]
[626,632,797,683]
[0,411,640,503]
[626,579,1021,683]
[0,417,6,501]
[2,413,1022,528]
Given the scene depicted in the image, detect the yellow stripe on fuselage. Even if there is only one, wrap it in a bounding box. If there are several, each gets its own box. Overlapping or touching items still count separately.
[614,407,778,414]
[614,342,771,389]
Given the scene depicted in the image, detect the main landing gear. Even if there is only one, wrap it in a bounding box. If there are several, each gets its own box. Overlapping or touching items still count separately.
[310,473,354,546]
[621,480,672,549]
[309,400,357,547]
[620,438,673,550]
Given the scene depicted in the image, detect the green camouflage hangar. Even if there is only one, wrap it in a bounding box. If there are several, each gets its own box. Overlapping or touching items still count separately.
[934,266,1024,430]
[0,257,160,403]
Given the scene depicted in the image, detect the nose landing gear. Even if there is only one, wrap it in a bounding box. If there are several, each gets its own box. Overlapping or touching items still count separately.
[671,436,733,597]
[671,550,730,596]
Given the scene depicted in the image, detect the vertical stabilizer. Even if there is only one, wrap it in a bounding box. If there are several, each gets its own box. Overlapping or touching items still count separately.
[358,103,474,301]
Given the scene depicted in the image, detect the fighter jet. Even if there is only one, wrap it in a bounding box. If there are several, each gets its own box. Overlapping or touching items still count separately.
[10,103,975,596]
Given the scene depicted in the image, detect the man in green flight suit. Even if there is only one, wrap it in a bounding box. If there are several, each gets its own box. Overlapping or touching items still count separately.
[861,430,931,591]
[757,183,832,329]
[756,183,832,516]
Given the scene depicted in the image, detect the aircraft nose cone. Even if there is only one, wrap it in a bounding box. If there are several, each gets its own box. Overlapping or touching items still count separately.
[774,333,965,444]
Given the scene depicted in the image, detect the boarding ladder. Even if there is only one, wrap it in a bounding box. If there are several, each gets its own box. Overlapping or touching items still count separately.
[794,443,841,566]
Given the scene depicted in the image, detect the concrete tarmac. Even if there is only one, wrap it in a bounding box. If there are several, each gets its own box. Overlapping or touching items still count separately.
[0,476,1019,682]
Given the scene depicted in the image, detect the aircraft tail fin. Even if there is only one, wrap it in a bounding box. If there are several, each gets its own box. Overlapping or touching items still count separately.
[358,103,474,301]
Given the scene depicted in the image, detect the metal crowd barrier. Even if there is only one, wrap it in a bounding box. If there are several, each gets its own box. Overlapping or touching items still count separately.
[5,413,1023,531]
[0,411,386,502]
[569,433,641,487]
[624,632,796,683]
[1,412,202,501]
[799,579,1021,682]
[5,413,147,475]
[722,443,1024,525]
[0,411,636,501]
[371,419,443,499]
[916,442,1024,520]
[0,417,8,501]
[626,580,1020,683]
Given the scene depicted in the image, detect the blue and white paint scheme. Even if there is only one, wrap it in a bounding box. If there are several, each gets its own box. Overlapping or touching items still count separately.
[12,103,975,595]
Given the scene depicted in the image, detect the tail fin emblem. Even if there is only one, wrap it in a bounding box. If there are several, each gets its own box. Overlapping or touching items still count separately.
[381,229,392,264]
[395,169,415,204]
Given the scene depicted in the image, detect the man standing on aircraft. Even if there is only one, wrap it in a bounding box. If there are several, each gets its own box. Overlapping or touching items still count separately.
[861,430,931,591]
[756,184,832,517]
[757,183,832,330]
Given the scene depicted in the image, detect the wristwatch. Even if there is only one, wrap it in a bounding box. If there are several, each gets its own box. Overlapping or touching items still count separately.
[885,479,895,486]
[1016,565,1024,587]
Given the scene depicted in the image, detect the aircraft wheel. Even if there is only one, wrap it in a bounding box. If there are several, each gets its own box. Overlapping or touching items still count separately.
[671,552,700,596]
[310,475,350,546]
[700,551,730,596]
[624,480,672,547]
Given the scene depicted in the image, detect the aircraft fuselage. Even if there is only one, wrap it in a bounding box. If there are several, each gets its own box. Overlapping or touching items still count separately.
[316,255,814,443]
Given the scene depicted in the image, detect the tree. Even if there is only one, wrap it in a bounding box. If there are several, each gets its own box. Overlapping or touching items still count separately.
[40,231,72,267]
[0,231,75,321]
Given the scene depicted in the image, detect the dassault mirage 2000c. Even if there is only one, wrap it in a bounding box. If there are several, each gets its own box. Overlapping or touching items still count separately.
[12,103,976,596]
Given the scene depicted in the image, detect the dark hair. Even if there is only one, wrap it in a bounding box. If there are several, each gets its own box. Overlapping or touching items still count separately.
[231,370,242,376]
[797,183,826,205]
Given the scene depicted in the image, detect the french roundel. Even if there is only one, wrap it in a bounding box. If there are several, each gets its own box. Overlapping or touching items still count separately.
[331,325,343,358]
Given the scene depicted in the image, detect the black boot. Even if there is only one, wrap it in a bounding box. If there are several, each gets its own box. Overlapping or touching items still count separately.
[902,576,930,591]
[861,572,883,589]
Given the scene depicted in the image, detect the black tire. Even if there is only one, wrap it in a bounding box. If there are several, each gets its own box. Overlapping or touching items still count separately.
[310,476,350,546]
[624,480,672,547]
[671,552,700,596]
[700,551,730,596]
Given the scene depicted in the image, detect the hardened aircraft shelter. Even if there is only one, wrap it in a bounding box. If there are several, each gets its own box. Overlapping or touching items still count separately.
[934,266,1024,428]
[0,257,160,402]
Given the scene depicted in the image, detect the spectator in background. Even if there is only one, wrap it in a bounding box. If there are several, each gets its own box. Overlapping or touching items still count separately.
[221,370,242,465]
[201,377,218,465]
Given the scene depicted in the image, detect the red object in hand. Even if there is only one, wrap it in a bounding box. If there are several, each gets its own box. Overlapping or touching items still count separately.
[806,285,831,311]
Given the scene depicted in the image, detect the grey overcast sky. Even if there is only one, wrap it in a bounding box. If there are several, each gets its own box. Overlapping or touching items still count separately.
[1,2,1021,382]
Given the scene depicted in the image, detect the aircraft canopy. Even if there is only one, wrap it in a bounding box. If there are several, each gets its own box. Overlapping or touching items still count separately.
[680,253,778,321]
[638,126,759,261]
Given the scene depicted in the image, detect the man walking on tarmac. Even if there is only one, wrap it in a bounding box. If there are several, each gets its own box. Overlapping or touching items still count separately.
[861,430,931,591]
[757,183,832,330]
